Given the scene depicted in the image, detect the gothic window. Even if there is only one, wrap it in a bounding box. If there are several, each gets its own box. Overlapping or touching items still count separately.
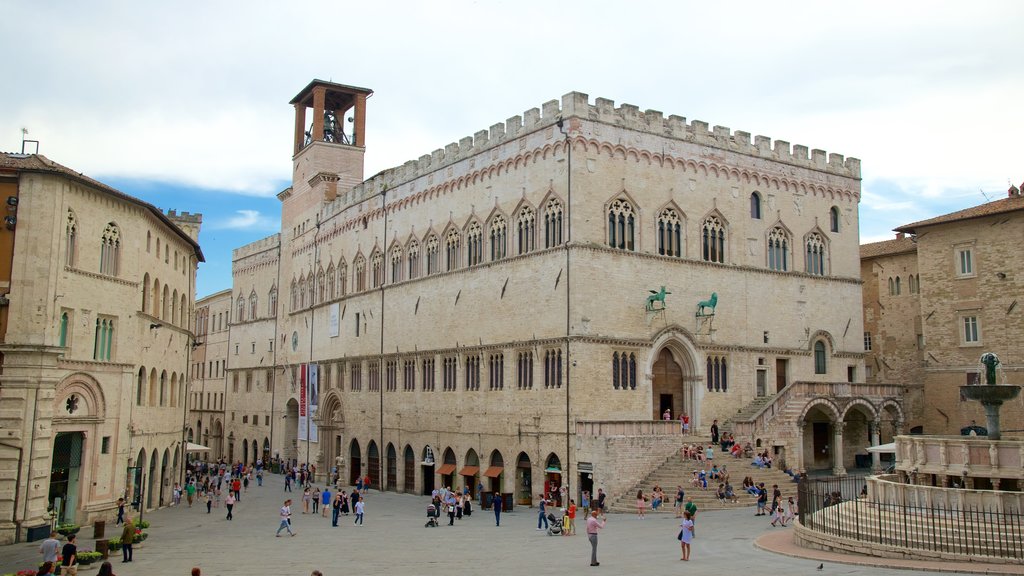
[371,251,383,288]
[317,267,326,302]
[488,353,504,390]
[390,246,403,283]
[269,286,278,316]
[354,255,366,292]
[706,356,728,391]
[92,317,114,361]
[236,295,246,322]
[407,240,420,280]
[517,206,536,255]
[750,192,762,219]
[814,341,827,374]
[327,264,336,300]
[385,360,397,392]
[368,361,380,391]
[350,362,362,391]
[544,198,563,248]
[338,260,348,296]
[306,273,314,306]
[829,206,841,233]
[290,279,298,310]
[442,356,457,391]
[612,352,620,389]
[445,228,461,271]
[612,351,636,390]
[489,215,507,261]
[701,216,726,263]
[517,351,533,389]
[298,275,306,308]
[767,226,789,271]
[805,232,826,275]
[657,208,682,257]
[894,276,901,295]
[421,357,435,391]
[403,359,415,391]
[59,311,69,347]
[249,291,258,320]
[467,222,483,266]
[425,235,440,275]
[607,198,635,251]
[65,210,77,267]
[465,354,480,390]
[99,222,121,275]
[544,349,563,389]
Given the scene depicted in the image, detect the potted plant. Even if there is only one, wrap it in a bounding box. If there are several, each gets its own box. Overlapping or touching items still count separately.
[76,551,102,566]
[107,537,122,551]
[55,523,80,537]
[135,531,149,542]
[136,520,151,530]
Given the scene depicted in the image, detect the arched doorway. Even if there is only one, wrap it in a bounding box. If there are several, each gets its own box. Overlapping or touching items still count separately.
[212,420,223,461]
[242,439,249,466]
[367,441,380,489]
[461,449,480,498]
[403,445,416,493]
[648,331,703,430]
[386,444,397,492]
[841,401,878,472]
[147,448,158,509]
[800,400,841,473]
[544,453,562,506]
[133,449,146,512]
[284,399,299,464]
[516,452,532,506]
[486,450,504,496]
[263,438,271,466]
[349,440,361,486]
[160,449,170,506]
[421,446,436,495]
[251,438,258,466]
[440,447,457,490]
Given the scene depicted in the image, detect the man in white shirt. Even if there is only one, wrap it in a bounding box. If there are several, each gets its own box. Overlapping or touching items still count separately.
[276,499,295,536]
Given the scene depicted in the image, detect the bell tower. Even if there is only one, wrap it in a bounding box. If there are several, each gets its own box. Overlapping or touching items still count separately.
[287,80,373,209]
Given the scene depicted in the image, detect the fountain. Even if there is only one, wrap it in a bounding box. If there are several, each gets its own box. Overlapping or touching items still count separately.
[959,352,1021,440]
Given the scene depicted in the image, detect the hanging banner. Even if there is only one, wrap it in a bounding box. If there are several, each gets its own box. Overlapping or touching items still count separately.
[298,365,308,442]
[308,363,319,443]
[298,363,320,443]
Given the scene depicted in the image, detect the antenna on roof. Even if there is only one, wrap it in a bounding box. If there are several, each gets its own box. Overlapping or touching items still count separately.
[21,128,39,155]
[980,187,993,202]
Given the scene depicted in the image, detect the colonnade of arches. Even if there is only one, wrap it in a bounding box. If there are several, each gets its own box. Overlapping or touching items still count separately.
[141,273,190,328]
[798,397,904,474]
[132,444,180,511]
[135,366,185,407]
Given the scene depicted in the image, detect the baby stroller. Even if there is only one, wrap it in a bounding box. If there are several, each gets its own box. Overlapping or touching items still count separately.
[546,512,564,536]
[425,503,439,527]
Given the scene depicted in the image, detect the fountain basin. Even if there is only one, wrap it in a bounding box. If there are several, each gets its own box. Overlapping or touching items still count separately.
[960,385,1021,403]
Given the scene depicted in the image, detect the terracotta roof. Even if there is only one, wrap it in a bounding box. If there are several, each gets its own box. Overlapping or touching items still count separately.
[0,153,204,261]
[860,236,917,259]
[895,195,1024,234]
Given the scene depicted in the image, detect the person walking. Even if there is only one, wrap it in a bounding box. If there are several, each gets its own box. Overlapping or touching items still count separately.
[331,492,343,527]
[596,488,607,518]
[284,473,292,492]
[120,516,135,563]
[231,478,242,501]
[276,499,296,537]
[312,487,321,514]
[39,530,60,564]
[674,485,685,517]
[186,482,196,507]
[678,510,694,561]
[636,489,646,519]
[585,510,607,566]
[321,486,331,518]
[684,497,698,536]
[353,494,365,526]
[492,491,503,526]
[536,493,549,530]
[115,498,125,525]
[564,499,577,536]
[225,492,235,520]
[60,533,79,576]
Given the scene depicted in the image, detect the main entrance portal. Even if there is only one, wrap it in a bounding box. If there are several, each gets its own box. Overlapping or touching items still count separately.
[647,332,702,430]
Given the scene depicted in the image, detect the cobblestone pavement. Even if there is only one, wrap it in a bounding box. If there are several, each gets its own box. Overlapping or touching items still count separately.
[0,474,990,576]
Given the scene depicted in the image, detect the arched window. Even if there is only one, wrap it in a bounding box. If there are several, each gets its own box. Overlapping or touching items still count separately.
[407,240,420,280]
[657,208,682,257]
[137,367,145,406]
[317,267,326,302]
[887,277,894,296]
[142,273,150,313]
[59,311,69,347]
[306,272,314,305]
[466,222,483,266]
[612,352,620,389]
[326,264,336,299]
[425,235,440,275]
[290,279,298,310]
[814,341,827,374]
[445,229,461,271]
[805,232,826,275]
[236,295,245,322]
[894,276,901,295]
[607,199,635,251]
[338,260,348,296]
[99,222,121,275]
[517,207,536,255]
[370,251,383,288]
[544,198,563,248]
[249,291,258,319]
[706,355,728,392]
[701,216,726,263]
[354,256,366,292]
[829,206,841,233]
[750,192,762,219]
[65,210,77,267]
[767,226,789,271]
[489,215,507,261]
[390,246,403,283]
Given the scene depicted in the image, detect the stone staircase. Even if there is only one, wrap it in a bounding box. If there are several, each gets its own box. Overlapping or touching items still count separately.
[730,395,775,423]
[605,445,799,514]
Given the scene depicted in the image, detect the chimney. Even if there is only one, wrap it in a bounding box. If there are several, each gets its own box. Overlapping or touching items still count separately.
[1009,182,1022,198]
[896,232,905,240]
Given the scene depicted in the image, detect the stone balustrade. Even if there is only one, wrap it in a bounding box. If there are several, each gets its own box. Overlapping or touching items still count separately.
[575,420,683,437]
[867,474,1024,513]
[895,435,1024,481]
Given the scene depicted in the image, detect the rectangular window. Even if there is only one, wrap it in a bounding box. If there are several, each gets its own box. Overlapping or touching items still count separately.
[242,415,248,424]
[962,316,979,344]
[368,361,380,391]
[265,415,270,426]
[956,247,974,277]
[863,332,872,351]
[233,373,239,393]
[350,363,362,391]
[385,360,397,392]
[101,436,110,454]
[422,358,435,391]
[355,312,361,337]
[245,372,252,392]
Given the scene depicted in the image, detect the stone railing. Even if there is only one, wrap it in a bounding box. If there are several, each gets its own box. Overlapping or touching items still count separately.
[895,435,1024,481]
[733,381,903,438]
[867,473,1024,513]
[575,420,682,437]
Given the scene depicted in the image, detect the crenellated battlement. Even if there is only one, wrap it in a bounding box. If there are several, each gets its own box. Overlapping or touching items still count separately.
[325,92,861,216]
[166,209,203,224]
[232,233,280,261]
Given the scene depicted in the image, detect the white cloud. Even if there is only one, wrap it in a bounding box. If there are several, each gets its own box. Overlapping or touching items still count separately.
[215,210,278,232]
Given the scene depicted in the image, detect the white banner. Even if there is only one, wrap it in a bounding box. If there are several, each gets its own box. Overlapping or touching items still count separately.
[308,363,319,443]
[328,303,340,338]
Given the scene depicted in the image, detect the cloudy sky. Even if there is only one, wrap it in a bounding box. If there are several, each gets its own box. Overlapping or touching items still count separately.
[3,0,1022,297]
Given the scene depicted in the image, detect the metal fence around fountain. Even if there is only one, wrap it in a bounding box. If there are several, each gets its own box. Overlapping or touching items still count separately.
[798,475,1024,560]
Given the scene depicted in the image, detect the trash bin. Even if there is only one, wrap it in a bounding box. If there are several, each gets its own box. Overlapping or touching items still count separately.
[94,520,106,539]
[480,491,492,510]
[501,493,514,512]
[96,539,109,559]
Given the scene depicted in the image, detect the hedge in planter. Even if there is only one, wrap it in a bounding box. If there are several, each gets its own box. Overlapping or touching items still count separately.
[55,524,80,536]
[108,537,122,551]
[76,551,102,565]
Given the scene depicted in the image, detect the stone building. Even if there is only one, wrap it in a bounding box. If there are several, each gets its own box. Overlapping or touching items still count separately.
[222,80,899,503]
[190,289,230,462]
[0,153,202,544]
[862,187,1024,435]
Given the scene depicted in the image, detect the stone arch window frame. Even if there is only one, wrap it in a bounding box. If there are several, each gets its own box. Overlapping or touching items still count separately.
[705,355,728,392]
[488,352,505,391]
[406,237,420,280]
[544,348,563,389]
[465,220,484,267]
[606,196,637,251]
[701,212,727,264]
[766,223,791,272]
[337,258,348,296]
[305,269,315,305]
[611,351,637,390]
[99,221,121,276]
[829,206,841,233]
[813,339,828,374]
[369,249,384,288]
[750,191,763,219]
[487,212,508,262]
[516,350,534,390]
[444,226,462,272]
[542,195,564,249]
[326,263,336,300]
[655,203,684,257]
[236,294,246,323]
[59,309,71,348]
[423,233,440,276]
[249,290,258,320]
[290,278,299,311]
[804,229,828,276]
[389,243,403,284]
[316,266,326,302]
[353,254,367,292]
[514,203,537,255]
[464,352,480,391]
[65,209,78,267]
[92,316,115,361]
